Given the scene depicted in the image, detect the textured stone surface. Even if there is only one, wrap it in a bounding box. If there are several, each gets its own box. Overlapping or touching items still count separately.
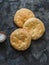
[0,0,49,65]
[0,0,3,3]
[40,53,47,65]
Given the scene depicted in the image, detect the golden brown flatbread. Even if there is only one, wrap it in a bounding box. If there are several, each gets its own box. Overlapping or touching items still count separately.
[10,28,31,51]
[23,18,45,40]
[14,8,35,27]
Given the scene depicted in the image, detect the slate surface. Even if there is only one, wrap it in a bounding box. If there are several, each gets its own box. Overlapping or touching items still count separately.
[0,0,49,65]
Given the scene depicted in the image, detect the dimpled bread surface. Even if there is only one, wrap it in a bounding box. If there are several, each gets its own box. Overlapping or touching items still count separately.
[23,18,45,40]
[10,28,31,51]
[14,8,35,27]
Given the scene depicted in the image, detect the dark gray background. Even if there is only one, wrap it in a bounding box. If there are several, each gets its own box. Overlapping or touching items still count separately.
[0,0,49,65]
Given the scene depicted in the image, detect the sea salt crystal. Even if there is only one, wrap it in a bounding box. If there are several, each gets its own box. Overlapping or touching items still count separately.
[0,33,6,43]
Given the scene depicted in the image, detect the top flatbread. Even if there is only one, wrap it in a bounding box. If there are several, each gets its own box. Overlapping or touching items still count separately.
[14,8,35,27]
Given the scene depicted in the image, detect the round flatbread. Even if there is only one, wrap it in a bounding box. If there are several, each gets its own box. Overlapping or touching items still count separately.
[14,8,35,27]
[10,28,31,51]
[23,18,45,40]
